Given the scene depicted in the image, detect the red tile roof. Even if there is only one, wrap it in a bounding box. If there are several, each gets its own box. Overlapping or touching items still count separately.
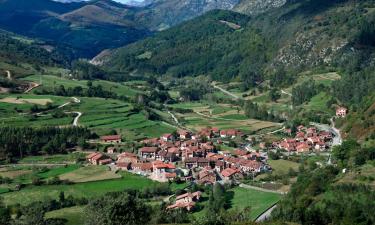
[100,135,121,141]
[221,168,238,177]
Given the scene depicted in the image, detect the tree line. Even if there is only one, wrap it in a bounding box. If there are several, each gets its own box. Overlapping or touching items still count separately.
[0,127,92,162]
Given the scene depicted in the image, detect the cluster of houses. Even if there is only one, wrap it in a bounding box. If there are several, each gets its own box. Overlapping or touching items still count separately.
[85,128,272,210]
[270,125,334,154]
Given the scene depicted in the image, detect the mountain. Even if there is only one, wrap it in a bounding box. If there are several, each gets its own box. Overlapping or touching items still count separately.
[0,0,150,58]
[234,0,287,15]
[135,0,241,30]
[0,0,288,58]
[103,0,375,140]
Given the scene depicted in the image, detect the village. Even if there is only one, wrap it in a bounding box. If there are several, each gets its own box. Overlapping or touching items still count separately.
[86,116,340,211]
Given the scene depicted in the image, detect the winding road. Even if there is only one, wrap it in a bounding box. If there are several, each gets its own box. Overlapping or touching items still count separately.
[72,112,82,126]
[57,97,82,126]
[5,70,11,80]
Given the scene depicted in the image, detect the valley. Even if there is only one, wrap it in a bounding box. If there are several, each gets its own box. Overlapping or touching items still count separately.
[0,0,374,225]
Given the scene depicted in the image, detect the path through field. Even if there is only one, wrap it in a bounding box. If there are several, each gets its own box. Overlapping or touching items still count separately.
[72,112,82,126]
[24,82,40,93]
[212,83,240,99]
[281,89,292,96]
[5,70,11,80]
[57,97,82,126]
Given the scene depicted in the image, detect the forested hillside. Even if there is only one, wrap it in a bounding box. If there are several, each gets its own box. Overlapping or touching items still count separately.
[104,0,375,140]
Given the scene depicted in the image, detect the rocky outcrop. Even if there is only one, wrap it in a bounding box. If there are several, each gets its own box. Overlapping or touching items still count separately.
[234,0,286,15]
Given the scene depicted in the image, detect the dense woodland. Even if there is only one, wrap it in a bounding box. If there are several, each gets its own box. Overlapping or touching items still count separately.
[0,30,69,68]
[0,127,92,162]
[272,140,375,225]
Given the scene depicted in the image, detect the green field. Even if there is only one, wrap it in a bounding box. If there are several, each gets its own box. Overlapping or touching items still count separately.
[74,97,175,139]
[194,187,281,220]
[229,187,281,219]
[19,153,86,164]
[37,165,81,179]
[1,172,156,206]
[59,165,121,183]
[22,75,139,97]
[45,206,85,225]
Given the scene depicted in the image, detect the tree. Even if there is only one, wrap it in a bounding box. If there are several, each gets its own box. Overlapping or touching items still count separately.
[0,197,10,225]
[269,88,281,102]
[85,192,151,225]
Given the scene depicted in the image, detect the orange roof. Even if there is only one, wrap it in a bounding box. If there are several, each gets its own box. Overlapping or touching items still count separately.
[221,168,238,177]
[100,135,121,141]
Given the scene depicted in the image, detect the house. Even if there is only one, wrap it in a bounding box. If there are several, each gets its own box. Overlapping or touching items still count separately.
[151,161,176,182]
[197,168,217,185]
[117,152,138,164]
[239,160,262,173]
[167,192,202,211]
[178,130,191,140]
[98,158,113,165]
[296,142,310,154]
[199,128,213,139]
[162,133,175,142]
[106,147,117,154]
[139,147,159,159]
[184,157,210,169]
[86,152,106,165]
[336,107,348,118]
[220,129,242,138]
[221,168,242,181]
[117,162,131,170]
[131,162,153,173]
[100,135,121,143]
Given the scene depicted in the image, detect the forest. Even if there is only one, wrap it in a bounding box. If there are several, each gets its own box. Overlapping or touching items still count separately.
[0,127,92,162]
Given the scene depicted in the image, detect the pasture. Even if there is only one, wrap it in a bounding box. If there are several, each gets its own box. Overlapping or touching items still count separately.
[45,206,85,225]
[229,187,281,219]
[22,75,140,97]
[59,165,121,183]
[1,172,156,206]
[193,187,281,220]
[19,153,86,164]
[74,97,175,139]
[167,101,280,133]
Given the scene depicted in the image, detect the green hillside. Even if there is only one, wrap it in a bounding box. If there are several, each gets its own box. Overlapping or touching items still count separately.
[104,0,375,140]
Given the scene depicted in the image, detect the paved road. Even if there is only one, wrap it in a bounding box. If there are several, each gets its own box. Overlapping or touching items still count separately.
[256,204,278,222]
[5,70,11,80]
[311,117,342,146]
[72,112,82,126]
[212,84,240,99]
[56,97,82,126]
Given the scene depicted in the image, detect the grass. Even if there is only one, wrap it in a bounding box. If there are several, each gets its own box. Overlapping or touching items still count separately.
[268,160,300,175]
[45,206,85,225]
[59,165,121,183]
[21,75,139,97]
[37,165,81,179]
[193,187,281,220]
[1,172,156,206]
[228,187,281,219]
[303,91,333,114]
[19,153,86,164]
[0,187,10,194]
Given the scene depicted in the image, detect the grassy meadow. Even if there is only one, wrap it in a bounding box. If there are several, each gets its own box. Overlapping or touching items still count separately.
[1,172,156,206]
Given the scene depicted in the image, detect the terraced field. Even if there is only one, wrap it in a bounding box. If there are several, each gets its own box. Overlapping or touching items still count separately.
[74,97,175,139]
[1,172,156,206]
[21,75,140,97]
